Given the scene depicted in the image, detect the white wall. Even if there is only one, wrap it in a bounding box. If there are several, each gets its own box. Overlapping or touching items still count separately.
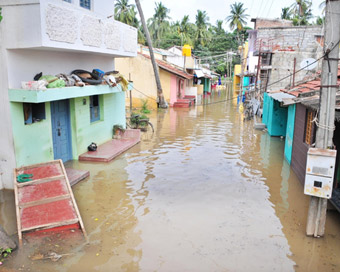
[2,0,137,57]
[248,52,258,74]
[167,47,185,68]
[0,19,17,190]
[185,87,198,100]
[0,0,136,189]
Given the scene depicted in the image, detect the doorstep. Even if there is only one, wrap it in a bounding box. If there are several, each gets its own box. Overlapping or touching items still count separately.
[78,129,141,162]
[65,168,90,187]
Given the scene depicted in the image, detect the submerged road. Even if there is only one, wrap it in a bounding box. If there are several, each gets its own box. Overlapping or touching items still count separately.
[2,87,340,271]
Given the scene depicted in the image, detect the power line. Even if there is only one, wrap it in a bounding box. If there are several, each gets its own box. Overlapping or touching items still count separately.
[257,0,265,18]
[266,0,274,18]
[121,37,340,109]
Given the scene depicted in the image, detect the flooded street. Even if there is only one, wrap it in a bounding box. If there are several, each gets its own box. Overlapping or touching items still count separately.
[2,87,340,271]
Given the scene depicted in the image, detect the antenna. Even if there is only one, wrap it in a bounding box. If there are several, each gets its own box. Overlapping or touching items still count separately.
[300,58,318,70]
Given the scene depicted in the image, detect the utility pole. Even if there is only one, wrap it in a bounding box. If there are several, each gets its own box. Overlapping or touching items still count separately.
[306,0,340,237]
[135,0,168,108]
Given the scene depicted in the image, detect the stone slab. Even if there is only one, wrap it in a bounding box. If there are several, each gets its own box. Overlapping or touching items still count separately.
[78,129,141,162]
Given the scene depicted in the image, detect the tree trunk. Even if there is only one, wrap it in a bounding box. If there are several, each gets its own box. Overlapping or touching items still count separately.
[134,0,168,108]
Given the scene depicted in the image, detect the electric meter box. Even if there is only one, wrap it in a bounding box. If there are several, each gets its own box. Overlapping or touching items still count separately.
[304,148,337,199]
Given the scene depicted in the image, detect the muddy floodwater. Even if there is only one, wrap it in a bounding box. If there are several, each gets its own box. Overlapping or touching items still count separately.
[1,86,340,271]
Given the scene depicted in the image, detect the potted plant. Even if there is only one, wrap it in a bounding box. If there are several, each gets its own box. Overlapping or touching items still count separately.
[113,124,125,139]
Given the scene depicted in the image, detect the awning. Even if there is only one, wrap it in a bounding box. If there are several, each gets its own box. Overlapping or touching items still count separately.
[194,69,205,78]
[268,92,295,102]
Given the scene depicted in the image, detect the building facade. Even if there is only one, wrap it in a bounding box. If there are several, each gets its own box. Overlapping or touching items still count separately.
[0,0,137,189]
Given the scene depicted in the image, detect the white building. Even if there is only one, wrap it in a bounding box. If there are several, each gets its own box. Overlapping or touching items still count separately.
[0,0,137,189]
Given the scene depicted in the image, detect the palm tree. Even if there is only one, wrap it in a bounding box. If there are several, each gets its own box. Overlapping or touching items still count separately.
[290,0,312,17]
[319,1,326,14]
[114,0,134,25]
[290,0,312,25]
[195,10,211,46]
[214,20,225,35]
[176,15,194,46]
[147,2,171,47]
[281,7,292,20]
[226,2,248,32]
[315,16,324,25]
[134,0,168,108]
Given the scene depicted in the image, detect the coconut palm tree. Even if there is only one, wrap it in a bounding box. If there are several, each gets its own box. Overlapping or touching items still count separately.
[176,15,194,46]
[290,0,312,17]
[281,7,292,20]
[147,2,171,47]
[226,2,248,32]
[290,0,312,25]
[134,0,168,108]
[319,1,326,14]
[195,10,211,46]
[114,0,134,25]
[214,20,225,35]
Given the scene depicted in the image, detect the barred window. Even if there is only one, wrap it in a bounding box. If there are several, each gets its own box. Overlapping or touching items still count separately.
[80,0,91,10]
[304,110,315,145]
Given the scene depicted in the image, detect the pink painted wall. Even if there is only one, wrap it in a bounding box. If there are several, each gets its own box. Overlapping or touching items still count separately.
[170,75,177,106]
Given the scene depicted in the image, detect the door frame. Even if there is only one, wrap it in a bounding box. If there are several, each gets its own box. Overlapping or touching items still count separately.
[51,99,73,162]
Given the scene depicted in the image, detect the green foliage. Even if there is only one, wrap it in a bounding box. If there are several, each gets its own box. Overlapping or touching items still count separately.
[113,124,125,134]
[226,2,249,32]
[315,16,324,25]
[140,99,151,114]
[281,7,292,20]
[0,7,3,22]
[147,2,171,47]
[195,10,211,47]
[290,0,312,25]
[130,113,148,128]
[114,0,138,27]
[0,247,12,262]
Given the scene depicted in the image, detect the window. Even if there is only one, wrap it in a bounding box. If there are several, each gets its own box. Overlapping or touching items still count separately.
[23,103,46,125]
[90,95,100,122]
[63,0,72,3]
[261,53,272,66]
[80,0,91,10]
[304,110,315,145]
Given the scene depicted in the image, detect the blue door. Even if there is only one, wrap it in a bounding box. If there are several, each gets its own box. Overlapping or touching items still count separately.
[51,100,72,162]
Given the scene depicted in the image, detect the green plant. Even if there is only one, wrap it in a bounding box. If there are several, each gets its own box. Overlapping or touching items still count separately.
[113,124,125,137]
[0,247,12,262]
[140,99,151,114]
[0,8,3,22]
[130,112,148,125]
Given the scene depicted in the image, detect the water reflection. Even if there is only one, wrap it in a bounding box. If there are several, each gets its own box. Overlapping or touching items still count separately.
[1,86,340,271]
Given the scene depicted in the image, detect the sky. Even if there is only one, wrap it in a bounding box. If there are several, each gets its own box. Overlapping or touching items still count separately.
[139,0,324,30]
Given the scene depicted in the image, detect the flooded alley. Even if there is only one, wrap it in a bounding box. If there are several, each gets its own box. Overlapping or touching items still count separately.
[1,87,340,271]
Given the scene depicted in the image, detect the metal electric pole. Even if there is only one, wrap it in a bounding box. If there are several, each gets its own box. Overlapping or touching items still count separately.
[306,0,340,237]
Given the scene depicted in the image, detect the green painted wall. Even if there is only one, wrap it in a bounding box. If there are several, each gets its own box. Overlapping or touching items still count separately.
[203,78,211,93]
[262,92,269,125]
[267,97,288,137]
[284,104,296,164]
[10,102,54,167]
[10,91,126,166]
[70,92,126,157]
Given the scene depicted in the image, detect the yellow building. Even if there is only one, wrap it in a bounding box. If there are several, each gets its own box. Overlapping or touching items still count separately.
[115,54,158,109]
[233,42,249,91]
[115,52,194,109]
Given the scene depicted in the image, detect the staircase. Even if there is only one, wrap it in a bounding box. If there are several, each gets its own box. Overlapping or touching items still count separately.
[173,96,196,108]
[173,99,192,108]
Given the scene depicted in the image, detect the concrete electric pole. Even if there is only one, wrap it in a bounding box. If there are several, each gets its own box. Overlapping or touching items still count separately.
[306,0,340,237]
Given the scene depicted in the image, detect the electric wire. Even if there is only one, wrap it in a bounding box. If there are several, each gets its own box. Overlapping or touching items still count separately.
[257,0,265,18]
[121,37,340,108]
[265,0,274,18]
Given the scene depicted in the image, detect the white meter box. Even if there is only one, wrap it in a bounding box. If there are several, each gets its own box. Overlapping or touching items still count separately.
[304,148,337,199]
